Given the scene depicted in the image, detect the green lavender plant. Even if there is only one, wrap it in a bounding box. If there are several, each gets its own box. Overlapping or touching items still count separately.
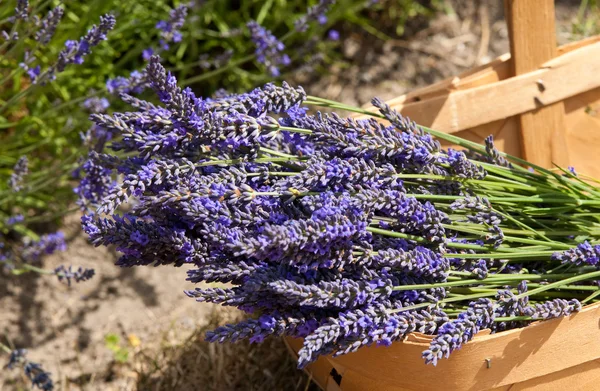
[571,0,600,39]
[1,0,439,237]
[104,333,130,364]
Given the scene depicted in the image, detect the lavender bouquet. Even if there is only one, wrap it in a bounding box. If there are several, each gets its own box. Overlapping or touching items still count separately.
[80,56,600,368]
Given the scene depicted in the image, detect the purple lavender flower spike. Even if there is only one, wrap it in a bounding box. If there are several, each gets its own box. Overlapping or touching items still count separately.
[332,308,448,356]
[54,265,95,286]
[495,288,527,316]
[6,348,54,390]
[523,298,581,320]
[8,156,28,192]
[274,156,393,193]
[6,214,24,225]
[268,278,393,309]
[552,241,600,266]
[423,298,494,365]
[83,97,110,113]
[360,189,448,244]
[360,247,449,279]
[206,311,317,343]
[470,259,489,279]
[106,70,148,95]
[486,225,504,248]
[444,149,486,179]
[25,65,40,81]
[292,112,445,175]
[484,135,512,168]
[82,214,207,267]
[450,196,502,226]
[43,14,115,83]
[21,232,67,263]
[211,82,306,117]
[247,20,290,76]
[187,260,266,284]
[226,195,369,271]
[14,0,29,20]
[74,152,114,210]
[295,0,336,32]
[35,7,64,44]
[142,48,154,61]
[492,287,531,332]
[156,5,188,50]
[370,97,486,179]
[299,305,447,368]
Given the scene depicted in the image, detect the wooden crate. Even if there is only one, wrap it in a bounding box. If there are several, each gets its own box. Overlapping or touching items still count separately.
[285,302,600,390]
[359,0,600,177]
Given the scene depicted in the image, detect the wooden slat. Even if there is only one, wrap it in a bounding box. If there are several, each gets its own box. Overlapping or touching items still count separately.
[359,41,600,135]
[382,54,510,108]
[441,117,522,159]
[321,303,600,390]
[505,0,568,167]
[285,337,335,390]
[564,86,600,177]
[379,35,600,109]
[286,303,600,390]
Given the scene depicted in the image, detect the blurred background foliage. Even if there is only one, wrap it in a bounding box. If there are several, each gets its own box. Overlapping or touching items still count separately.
[0,0,442,235]
[571,0,600,37]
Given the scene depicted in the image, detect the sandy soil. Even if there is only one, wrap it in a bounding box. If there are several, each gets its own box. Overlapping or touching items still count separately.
[0,214,216,390]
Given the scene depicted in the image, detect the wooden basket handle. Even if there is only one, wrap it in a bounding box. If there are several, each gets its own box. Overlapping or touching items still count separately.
[504,0,569,167]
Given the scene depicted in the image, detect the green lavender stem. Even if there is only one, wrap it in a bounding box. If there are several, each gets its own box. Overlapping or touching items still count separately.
[0,343,11,354]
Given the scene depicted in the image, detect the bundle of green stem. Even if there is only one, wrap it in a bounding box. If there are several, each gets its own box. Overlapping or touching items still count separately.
[307,94,600,310]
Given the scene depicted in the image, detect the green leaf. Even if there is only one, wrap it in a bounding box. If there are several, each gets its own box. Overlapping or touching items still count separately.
[114,349,129,363]
[257,0,275,24]
[104,333,120,348]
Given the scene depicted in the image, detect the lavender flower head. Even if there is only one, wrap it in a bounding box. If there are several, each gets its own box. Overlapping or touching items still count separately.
[25,65,40,81]
[83,97,110,113]
[155,5,188,50]
[14,0,29,20]
[54,265,95,286]
[74,153,114,210]
[423,299,494,365]
[552,241,600,266]
[5,348,54,391]
[484,135,512,168]
[6,214,24,226]
[295,0,336,32]
[8,156,28,192]
[247,20,290,76]
[43,13,115,83]
[35,7,64,45]
[524,298,581,320]
[21,232,67,263]
[106,70,148,96]
[142,48,154,61]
